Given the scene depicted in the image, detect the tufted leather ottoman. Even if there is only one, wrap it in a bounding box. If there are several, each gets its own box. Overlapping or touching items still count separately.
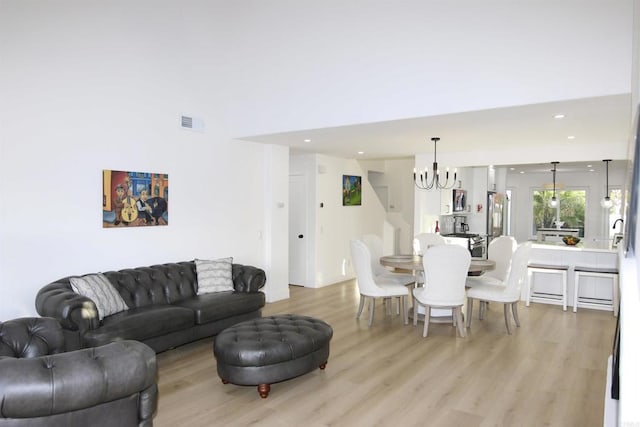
[213,314,333,398]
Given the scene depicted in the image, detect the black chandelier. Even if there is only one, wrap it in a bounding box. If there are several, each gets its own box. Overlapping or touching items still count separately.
[413,137,457,190]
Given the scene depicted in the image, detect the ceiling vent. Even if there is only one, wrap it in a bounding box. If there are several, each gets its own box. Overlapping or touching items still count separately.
[180,115,204,132]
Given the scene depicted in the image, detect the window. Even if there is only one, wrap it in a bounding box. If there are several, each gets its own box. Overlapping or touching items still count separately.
[532,189,586,237]
[608,188,623,240]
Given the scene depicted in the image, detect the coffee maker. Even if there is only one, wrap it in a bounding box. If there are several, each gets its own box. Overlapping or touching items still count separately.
[453,215,469,234]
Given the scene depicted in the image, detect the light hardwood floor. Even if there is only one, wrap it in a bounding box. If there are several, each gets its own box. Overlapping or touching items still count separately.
[154,279,616,427]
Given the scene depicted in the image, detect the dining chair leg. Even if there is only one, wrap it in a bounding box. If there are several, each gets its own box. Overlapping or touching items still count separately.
[466,297,473,328]
[422,306,431,337]
[512,302,520,327]
[368,298,376,327]
[503,304,512,334]
[401,296,408,325]
[356,294,365,319]
[396,296,401,315]
[455,307,466,338]
[413,298,419,326]
[479,301,486,320]
[385,298,392,315]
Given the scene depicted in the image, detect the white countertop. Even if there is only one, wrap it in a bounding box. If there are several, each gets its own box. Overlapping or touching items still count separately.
[531,240,617,253]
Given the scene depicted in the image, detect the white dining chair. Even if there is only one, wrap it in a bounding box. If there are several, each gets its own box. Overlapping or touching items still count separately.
[412,245,470,338]
[465,242,532,334]
[350,239,411,327]
[413,233,446,286]
[413,233,446,255]
[362,234,416,286]
[466,235,517,288]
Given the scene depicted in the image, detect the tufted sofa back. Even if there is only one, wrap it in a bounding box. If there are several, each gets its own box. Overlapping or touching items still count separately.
[103,261,198,308]
[0,317,65,358]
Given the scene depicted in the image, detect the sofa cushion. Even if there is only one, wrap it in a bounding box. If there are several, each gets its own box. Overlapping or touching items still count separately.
[174,291,266,324]
[83,305,195,347]
[69,273,129,320]
[195,257,234,294]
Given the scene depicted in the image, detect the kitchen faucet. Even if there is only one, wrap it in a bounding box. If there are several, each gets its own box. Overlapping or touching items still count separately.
[613,218,624,230]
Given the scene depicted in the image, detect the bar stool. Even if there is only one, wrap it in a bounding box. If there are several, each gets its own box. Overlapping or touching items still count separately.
[526,263,569,311]
[573,266,619,316]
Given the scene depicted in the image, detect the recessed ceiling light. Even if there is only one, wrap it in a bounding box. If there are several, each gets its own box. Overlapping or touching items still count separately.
[589,169,595,172]
[554,114,565,119]
[520,171,525,174]
[509,167,515,171]
[303,139,311,143]
[587,164,593,168]
[357,151,364,155]
[567,135,575,140]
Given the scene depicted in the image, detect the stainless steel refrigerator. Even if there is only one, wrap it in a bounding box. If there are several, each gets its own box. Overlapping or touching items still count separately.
[487,191,506,239]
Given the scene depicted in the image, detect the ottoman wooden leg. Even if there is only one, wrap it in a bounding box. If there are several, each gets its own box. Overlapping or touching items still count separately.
[258,383,270,398]
[319,361,327,370]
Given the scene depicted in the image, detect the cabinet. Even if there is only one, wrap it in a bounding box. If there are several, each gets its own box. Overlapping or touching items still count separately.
[440,189,453,215]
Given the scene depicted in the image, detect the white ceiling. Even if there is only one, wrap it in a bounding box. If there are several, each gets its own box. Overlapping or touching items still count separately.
[237,94,632,162]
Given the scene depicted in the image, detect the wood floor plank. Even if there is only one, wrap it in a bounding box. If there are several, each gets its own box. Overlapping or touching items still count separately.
[153,279,615,426]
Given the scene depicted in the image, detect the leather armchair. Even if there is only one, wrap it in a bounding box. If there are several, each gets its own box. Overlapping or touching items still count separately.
[0,317,157,427]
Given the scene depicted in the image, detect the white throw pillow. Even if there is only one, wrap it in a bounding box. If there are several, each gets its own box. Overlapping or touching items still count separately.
[195,257,234,294]
[69,273,128,321]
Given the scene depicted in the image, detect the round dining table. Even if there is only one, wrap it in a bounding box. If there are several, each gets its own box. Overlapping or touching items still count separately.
[379,254,496,274]
[379,254,496,323]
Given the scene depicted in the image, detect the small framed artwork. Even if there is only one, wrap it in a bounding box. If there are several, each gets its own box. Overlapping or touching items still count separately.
[103,170,169,228]
[453,189,467,212]
[343,175,362,206]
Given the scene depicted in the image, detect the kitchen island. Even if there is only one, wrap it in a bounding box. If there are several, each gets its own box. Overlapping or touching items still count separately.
[536,227,580,242]
[527,240,619,312]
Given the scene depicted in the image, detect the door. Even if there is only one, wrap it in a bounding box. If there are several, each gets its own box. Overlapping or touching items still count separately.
[289,174,308,285]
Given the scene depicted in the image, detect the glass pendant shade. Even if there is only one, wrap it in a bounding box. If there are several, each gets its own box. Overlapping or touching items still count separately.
[549,196,558,208]
[601,196,613,209]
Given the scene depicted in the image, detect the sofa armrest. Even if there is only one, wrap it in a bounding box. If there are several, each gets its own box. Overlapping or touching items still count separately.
[0,317,65,357]
[232,264,266,292]
[35,281,99,333]
[0,340,157,419]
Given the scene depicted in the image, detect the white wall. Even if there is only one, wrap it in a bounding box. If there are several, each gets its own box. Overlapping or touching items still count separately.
[360,158,415,253]
[0,1,290,318]
[220,1,633,137]
[315,155,386,286]
[290,154,387,287]
[619,1,640,423]
[262,144,290,302]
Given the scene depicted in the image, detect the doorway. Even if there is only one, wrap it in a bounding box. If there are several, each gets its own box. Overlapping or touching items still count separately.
[288,174,308,285]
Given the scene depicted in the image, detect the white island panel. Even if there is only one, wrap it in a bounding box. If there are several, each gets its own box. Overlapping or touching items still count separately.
[527,242,618,310]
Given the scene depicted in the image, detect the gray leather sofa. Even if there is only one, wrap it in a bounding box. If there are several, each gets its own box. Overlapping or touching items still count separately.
[0,317,157,427]
[35,261,266,352]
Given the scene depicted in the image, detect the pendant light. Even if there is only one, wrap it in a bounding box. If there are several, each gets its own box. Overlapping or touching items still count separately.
[549,161,559,208]
[413,137,457,190]
[601,159,613,208]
